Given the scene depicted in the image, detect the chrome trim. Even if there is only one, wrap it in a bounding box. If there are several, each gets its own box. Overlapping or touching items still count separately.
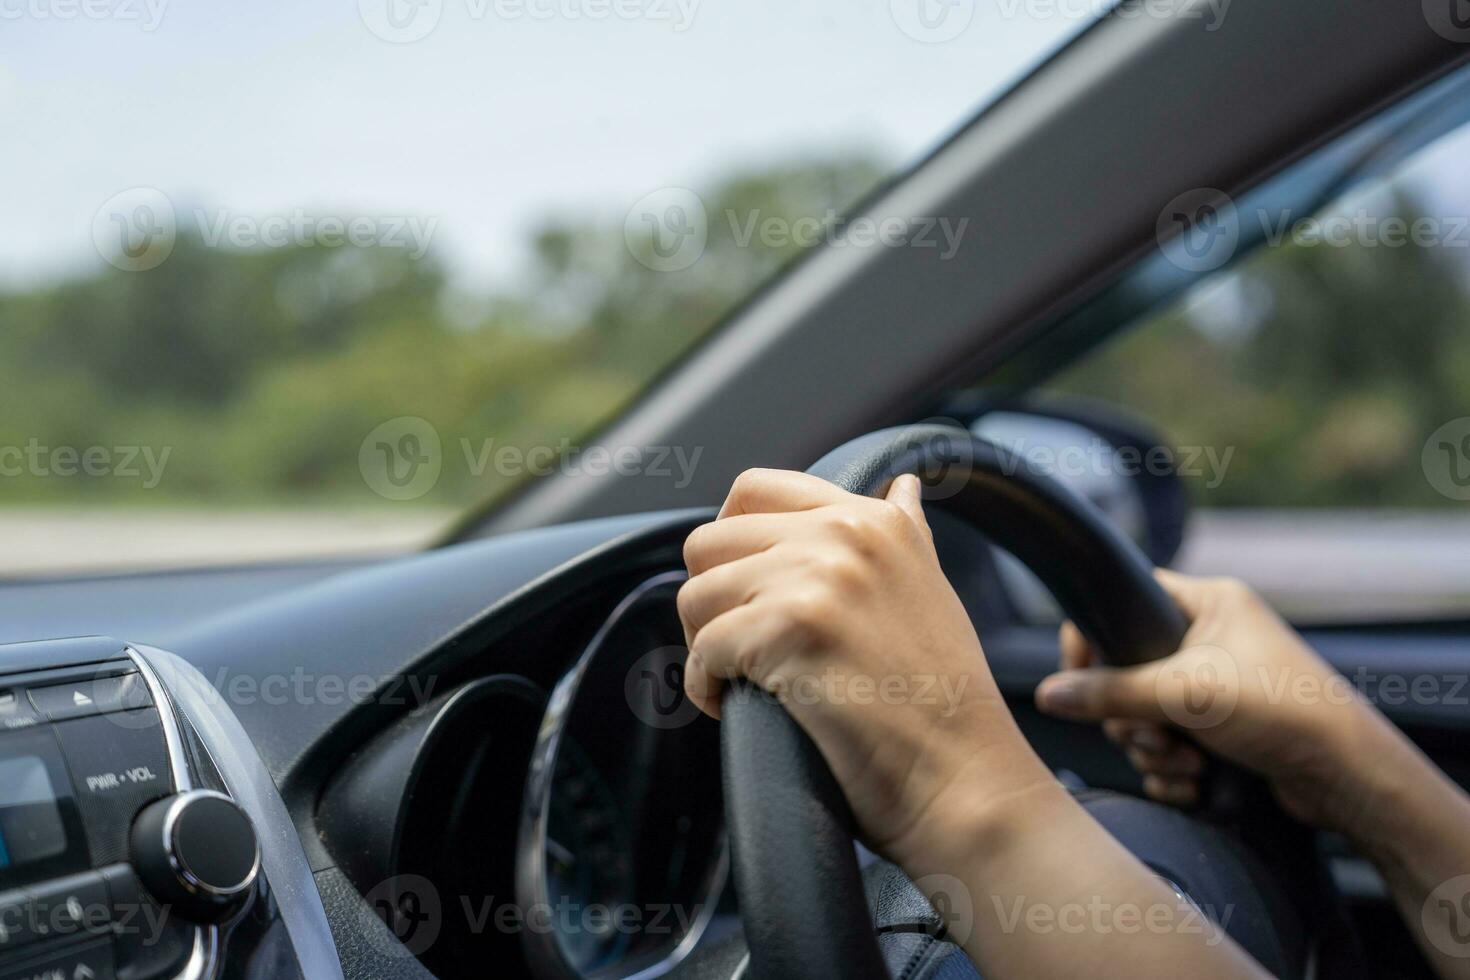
[127,646,220,980]
[517,570,728,980]
[159,789,262,899]
[132,645,345,980]
[128,645,192,792]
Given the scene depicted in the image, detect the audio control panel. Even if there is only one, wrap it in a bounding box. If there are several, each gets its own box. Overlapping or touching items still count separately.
[0,638,260,980]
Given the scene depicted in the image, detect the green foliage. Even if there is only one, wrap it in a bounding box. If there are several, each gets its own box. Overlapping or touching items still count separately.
[1051,190,1470,508]
[0,157,885,509]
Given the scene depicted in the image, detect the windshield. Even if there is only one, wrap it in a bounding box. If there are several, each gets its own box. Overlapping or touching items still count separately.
[2,1,1094,576]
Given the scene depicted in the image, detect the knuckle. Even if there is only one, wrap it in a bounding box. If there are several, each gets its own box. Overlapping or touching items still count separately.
[682,523,709,570]
[675,578,700,623]
[814,548,872,593]
[780,588,838,646]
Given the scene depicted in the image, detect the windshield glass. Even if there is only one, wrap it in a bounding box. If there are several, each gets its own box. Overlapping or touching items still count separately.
[2,1,1095,576]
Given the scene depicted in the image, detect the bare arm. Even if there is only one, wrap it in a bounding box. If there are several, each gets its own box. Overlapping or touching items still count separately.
[679,470,1267,978]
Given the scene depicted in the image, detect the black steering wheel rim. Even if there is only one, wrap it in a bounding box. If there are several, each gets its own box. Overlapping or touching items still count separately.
[717,425,1308,980]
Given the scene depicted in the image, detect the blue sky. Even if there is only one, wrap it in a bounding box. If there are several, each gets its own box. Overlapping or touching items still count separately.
[1,0,1091,290]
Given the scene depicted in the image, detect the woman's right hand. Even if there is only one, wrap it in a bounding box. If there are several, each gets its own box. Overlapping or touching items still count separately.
[1033,570,1396,836]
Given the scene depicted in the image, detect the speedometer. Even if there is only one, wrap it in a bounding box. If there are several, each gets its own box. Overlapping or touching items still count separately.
[544,737,636,972]
[518,572,727,980]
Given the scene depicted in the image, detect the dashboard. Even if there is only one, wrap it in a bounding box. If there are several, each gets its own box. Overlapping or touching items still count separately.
[0,506,1464,980]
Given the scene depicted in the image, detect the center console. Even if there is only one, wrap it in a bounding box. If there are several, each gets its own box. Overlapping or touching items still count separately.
[0,636,315,980]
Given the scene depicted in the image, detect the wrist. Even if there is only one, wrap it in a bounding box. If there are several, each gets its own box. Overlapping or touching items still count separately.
[1317,709,1459,860]
[888,753,1072,876]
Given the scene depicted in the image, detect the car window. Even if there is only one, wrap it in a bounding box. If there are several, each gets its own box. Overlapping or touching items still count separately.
[1042,120,1470,622]
[0,3,1103,577]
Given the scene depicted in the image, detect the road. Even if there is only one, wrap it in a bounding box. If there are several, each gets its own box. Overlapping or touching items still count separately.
[3,507,1468,621]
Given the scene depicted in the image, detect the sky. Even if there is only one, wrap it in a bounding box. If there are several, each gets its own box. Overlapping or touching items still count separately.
[0,0,1095,292]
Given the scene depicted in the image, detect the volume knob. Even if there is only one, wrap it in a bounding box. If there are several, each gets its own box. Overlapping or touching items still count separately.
[130,790,260,922]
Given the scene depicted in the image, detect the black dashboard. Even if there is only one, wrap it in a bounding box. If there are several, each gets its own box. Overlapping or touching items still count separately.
[0,506,1466,980]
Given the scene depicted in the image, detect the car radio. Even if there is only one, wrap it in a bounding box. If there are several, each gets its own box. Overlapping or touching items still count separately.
[0,637,260,980]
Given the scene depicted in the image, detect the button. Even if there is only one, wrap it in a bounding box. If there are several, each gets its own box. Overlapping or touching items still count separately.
[0,938,116,980]
[27,675,150,723]
[25,873,111,945]
[95,866,191,980]
[0,693,40,734]
[0,890,36,953]
[50,713,172,868]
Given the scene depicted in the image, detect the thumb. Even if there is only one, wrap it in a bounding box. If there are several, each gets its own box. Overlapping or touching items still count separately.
[1034,662,1168,723]
[885,474,931,537]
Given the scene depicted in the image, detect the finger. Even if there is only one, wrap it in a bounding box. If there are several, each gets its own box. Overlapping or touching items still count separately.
[1143,774,1200,808]
[684,512,809,577]
[1034,662,1168,723]
[1104,719,1172,751]
[1102,719,1136,745]
[682,603,776,720]
[717,468,848,519]
[1153,568,1212,621]
[678,548,788,640]
[1058,620,1098,672]
[683,649,723,721]
[884,474,932,541]
[1127,742,1205,778]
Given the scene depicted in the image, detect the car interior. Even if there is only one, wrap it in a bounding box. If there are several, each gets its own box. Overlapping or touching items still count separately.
[3,2,1470,979]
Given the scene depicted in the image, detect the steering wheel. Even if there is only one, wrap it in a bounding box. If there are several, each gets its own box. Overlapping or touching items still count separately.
[717,426,1351,979]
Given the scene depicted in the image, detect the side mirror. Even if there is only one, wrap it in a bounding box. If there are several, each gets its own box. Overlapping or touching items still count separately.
[969,397,1190,568]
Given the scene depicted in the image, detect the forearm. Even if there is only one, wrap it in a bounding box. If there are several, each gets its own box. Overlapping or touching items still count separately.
[895,764,1269,980]
[1337,717,1470,979]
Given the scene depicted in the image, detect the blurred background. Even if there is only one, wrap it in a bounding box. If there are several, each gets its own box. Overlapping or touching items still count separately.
[0,0,1088,573]
[3,0,1470,623]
